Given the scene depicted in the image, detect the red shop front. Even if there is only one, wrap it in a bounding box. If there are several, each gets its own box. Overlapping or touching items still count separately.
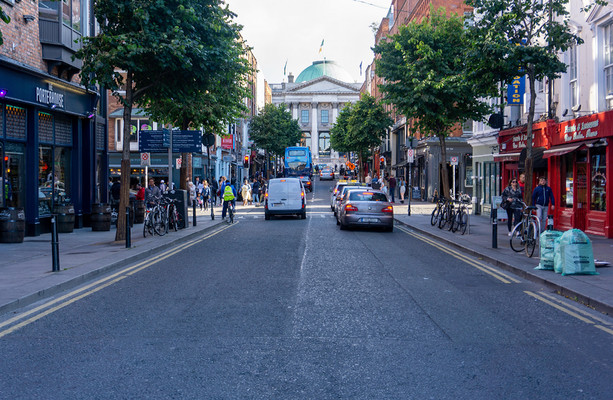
[496,120,554,189]
[545,111,612,237]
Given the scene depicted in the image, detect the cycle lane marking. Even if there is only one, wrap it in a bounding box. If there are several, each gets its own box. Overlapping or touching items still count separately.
[0,223,234,338]
[396,225,520,284]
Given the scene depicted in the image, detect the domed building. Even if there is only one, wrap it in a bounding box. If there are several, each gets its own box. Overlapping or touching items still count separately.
[270,60,361,166]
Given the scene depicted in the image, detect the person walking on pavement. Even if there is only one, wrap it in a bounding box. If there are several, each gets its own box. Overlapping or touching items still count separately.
[202,181,210,211]
[241,179,251,206]
[388,174,397,203]
[135,182,145,201]
[518,173,526,198]
[399,178,406,204]
[365,173,372,185]
[252,178,260,206]
[502,178,523,235]
[159,180,167,193]
[187,179,197,208]
[532,176,555,233]
[210,178,219,207]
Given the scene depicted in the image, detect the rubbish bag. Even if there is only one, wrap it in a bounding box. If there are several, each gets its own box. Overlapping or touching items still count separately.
[553,236,564,274]
[558,229,598,276]
[536,230,563,270]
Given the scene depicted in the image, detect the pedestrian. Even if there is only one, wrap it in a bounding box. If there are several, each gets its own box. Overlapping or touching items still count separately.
[365,172,372,185]
[518,173,526,198]
[159,179,167,193]
[187,179,197,207]
[135,182,145,201]
[210,178,219,207]
[252,178,260,206]
[144,177,162,206]
[531,176,555,233]
[110,178,121,208]
[196,178,204,209]
[388,173,397,203]
[399,178,406,203]
[501,178,523,235]
[241,179,251,206]
[202,181,210,211]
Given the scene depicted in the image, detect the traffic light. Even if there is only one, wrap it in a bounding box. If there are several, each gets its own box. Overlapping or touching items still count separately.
[243,155,249,168]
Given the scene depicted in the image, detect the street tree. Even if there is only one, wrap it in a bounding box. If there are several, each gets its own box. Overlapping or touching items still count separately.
[76,0,221,241]
[331,94,392,181]
[374,7,494,198]
[142,2,252,189]
[0,9,9,45]
[466,0,582,201]
[249,103,302,178]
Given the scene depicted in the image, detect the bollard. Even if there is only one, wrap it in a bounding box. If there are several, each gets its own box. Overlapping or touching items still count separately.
[492,207,498,249]
[210,198,215,220]
[51,214,60,272]
[193,199,197,227]
[125,206,131,248]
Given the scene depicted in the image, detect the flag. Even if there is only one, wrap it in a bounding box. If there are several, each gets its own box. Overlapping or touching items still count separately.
[283,60,287,76]
[319,39,324,54]
[359,61,363,76]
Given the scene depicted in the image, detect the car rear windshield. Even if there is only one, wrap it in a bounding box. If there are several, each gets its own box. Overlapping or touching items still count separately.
[349,192,388,202]
[269,180,300,191]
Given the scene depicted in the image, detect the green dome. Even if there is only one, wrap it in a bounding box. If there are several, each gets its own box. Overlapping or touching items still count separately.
[295,60,354,83]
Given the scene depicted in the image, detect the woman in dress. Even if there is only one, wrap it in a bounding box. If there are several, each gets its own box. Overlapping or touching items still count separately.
[241,179,251,206]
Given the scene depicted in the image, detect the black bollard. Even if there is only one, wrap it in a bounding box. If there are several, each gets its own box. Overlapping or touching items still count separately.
[547,214,554,231]
[210,198,215,220]
[125,206,131,248]
[51,214,60,272]
[193,199,197,227]
[492,207,498,249]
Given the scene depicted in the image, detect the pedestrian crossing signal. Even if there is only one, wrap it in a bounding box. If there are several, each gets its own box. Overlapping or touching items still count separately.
[243,155,249,168]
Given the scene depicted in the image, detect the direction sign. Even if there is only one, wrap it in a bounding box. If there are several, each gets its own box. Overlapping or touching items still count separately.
[139,130,169,153]
[139,130,202,153]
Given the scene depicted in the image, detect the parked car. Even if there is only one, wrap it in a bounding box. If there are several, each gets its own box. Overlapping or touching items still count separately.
[319,168,334,180]
[337,189,393,232]
[299,175,313,192]
[330,180,362,211]
[333,185,370,217]
[264,177,307,220]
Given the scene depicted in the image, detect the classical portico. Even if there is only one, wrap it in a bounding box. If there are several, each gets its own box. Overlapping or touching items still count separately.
[270,60,361,166]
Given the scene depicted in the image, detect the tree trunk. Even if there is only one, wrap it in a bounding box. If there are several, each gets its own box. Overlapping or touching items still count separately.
[524,66,536,204]
[358,152,364,182]
[438,134,451,199]
[115,72,133,241]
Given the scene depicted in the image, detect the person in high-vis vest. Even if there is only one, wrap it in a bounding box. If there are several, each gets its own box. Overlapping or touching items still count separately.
[222,181,237,220]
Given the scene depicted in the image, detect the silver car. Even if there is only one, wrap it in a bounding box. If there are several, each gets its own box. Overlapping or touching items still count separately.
[337,189,393,232]
[333,185,369,218]
[319,168,334,180]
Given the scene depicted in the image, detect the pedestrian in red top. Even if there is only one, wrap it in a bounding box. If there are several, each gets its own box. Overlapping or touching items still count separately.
[135,183,145,201]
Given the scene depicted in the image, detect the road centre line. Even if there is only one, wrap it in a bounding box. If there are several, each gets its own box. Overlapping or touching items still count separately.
[396,226,519,284]
[0,224,233,338]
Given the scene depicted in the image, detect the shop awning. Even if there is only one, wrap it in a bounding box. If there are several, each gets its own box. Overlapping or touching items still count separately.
[542,139,598,159]
[519,147,547,170]
[393,160,409,168]
[493,152,521,162]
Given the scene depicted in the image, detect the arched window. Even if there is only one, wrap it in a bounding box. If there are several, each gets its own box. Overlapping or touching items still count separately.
[319,132,330,155]
[301,132,311,149]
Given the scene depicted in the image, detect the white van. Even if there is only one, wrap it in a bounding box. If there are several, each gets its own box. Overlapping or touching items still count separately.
[264,178,306,220]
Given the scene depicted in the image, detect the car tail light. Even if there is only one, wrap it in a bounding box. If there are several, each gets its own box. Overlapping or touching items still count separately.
[382,206,393,213]
[345,204,358,211]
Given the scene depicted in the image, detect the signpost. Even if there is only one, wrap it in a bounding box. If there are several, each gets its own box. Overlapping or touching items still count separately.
[140,152,150,166]
[451,156,459,199]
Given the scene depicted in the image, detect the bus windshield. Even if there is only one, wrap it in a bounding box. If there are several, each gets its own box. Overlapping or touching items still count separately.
[284,147,312,177]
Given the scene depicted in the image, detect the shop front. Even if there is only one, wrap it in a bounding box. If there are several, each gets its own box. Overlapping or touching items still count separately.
[0,58,103,236]
[547,111,611,237]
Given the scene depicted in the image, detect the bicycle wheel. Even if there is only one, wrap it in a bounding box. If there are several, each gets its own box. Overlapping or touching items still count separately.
[447,209,456,231]
[430,207,440,226]
[525,221,538,258]
[509,222,525,252]
[143,212,152,238]
[460,210,468,235]
[229,207,234,224]
[152,208,164,236]
[171,207,178,231]
[438,208,448,229]
[451,210,461,232]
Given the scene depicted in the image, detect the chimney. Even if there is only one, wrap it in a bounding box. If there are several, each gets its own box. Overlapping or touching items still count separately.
[288,73,294,83]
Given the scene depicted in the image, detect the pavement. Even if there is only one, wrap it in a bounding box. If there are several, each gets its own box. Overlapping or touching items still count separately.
[1,199,612,318]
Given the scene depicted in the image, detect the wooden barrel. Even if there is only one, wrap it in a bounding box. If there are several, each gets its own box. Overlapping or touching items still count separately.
[55,204,75,233]
[91,203,111,231]
[134,200,145,223]
[0,207,25,243]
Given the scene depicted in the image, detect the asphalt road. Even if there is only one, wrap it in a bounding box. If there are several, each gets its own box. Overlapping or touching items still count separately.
[1,179,612,399]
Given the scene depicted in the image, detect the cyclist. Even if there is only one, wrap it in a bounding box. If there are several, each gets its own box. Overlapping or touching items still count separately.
[221,180,237,221]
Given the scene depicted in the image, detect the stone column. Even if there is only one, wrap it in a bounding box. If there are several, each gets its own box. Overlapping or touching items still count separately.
[291,102,298,120]
[332,102,339,124]
[311,102,319,157]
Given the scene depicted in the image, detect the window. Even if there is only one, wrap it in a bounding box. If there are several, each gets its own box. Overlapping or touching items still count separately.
[61,0,81,31]
[569,43,578,108]
[301,132,311,148]
[321,109,329,124]
[561,154,574,208]
[604,24,613,97]
[301,110,309,124]
[590,147,606,211]
[319,132,330,155]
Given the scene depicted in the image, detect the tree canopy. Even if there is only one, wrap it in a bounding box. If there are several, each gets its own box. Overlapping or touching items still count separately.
[249,103,302,158]
[374,7,493,197]
[0,9,9,46]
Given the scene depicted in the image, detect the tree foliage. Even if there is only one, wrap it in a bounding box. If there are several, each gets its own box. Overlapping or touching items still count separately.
[249,103,302,158]
[330,94,392,180]
[466,0,582,200]
[374,7,493,197]
[0,8,9,46]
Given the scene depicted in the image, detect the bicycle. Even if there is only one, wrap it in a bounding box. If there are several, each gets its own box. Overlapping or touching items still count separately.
[164,198,181,232]
[438,198,455,231]
[451,194,471,235]
[509,201,540,257]
[430,197,445,226]
[227,201,235,224]
[143,200,165,237]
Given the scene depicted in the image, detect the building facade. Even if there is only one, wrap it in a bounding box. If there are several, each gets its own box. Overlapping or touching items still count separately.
[0,0,105,235]
[270,60,361,168]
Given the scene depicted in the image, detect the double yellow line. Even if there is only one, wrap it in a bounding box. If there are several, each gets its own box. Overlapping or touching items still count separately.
[395,225,521,284]
[0,223,235,339]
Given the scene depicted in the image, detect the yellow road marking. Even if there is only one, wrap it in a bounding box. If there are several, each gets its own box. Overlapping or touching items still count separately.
[524,291,595,324]
[396,226,518,284]
[594,325,613,335]
[538,291,613,327]
[0,224,232,338]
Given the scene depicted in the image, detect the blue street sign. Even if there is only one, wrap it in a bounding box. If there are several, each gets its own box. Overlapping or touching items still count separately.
[139,130,202,153]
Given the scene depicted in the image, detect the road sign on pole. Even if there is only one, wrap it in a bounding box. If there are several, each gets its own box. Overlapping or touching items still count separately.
[450,156,459,166]
[407,149,414,163]
[140,152,150,166]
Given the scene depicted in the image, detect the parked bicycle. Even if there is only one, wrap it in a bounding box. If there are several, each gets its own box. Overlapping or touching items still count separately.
[143,200,166,237]
[430,197,445,226]
[438,198,456,231]
[161,197,181,232]
[509,201,540,257]
[451,194,471,235]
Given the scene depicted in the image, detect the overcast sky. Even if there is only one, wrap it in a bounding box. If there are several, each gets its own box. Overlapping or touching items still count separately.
[224,0,390,104]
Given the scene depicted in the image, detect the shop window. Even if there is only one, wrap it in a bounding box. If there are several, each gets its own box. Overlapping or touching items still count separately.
[590,147,606,211]
[130,119,150,142]
[560,154,574,208]
[38,146,54,216]
[6,105,26,140]
[55,147,71,204]
[4,142,25,209]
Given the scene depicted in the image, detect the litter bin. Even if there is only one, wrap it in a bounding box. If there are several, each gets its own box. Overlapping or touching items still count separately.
[555,229,598,276]
[54,204,75,233]
[90,203,112,231]
[164,189,188,229]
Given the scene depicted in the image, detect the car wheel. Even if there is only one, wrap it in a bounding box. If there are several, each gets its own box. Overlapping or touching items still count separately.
[385,225,393,232]
[301,211,306,219]
[264,213,270,220]
[339,222,347,230]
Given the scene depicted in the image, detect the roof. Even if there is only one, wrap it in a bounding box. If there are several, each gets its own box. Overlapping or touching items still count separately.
[295,60,354,83]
